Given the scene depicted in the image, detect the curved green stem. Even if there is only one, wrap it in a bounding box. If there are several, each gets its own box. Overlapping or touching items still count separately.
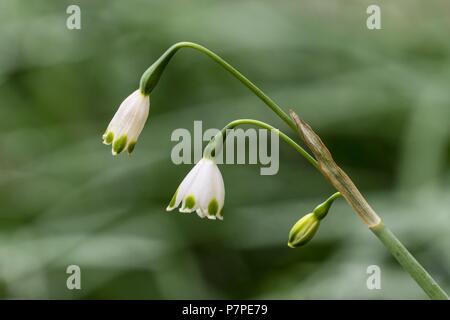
[202,119,318,170]
[139,42,297,132]
[326,191,341,202]
[313,192,341,220]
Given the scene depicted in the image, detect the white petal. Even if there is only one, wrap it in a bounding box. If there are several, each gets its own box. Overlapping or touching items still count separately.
[107,90,141,134]
[196,160,216,211]
[114,92,149,140]
[196,207,208,219]
[212,165,225,217]
[122,93,150,142]
[171,159,205,210]
[181,159,212,212]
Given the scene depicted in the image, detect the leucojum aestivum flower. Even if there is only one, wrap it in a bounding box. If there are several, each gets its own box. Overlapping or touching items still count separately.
[166,157,225,220]
[102,42,449,299]
[103,89,150,155]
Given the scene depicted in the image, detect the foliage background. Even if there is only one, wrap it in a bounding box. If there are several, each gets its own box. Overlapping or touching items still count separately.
[0,0,449,299]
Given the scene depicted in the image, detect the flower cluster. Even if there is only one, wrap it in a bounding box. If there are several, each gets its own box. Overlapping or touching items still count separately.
[103,90,225,219]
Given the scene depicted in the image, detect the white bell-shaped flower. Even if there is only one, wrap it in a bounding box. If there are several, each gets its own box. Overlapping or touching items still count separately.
[103,89,150,155]
[167,158,225,220]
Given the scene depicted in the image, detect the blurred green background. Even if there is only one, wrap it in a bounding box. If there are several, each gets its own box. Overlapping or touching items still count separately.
[0,0,449,299]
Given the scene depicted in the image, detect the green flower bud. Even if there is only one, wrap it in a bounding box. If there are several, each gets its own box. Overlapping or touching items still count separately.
[287,192,341,248]
[288,213,320,248]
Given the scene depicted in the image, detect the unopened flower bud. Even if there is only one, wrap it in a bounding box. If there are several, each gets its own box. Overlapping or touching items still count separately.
[288,213,320,248]
[288,192,341,248]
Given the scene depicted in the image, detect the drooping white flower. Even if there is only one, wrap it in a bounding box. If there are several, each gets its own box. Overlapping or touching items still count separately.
[166,158,225,220]
[102,89,150,155]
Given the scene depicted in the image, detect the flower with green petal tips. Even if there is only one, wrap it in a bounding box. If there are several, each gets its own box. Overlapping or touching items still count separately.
[103,89,150,155]
[166,158,225,220]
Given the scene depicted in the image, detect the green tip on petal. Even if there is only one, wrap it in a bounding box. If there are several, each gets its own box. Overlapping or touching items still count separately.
[103,131,114,145]
[208,198,219,216]
[185,195,196,209]
[127,141,136,154]
[112,135,127,155]
[166,189,178,211]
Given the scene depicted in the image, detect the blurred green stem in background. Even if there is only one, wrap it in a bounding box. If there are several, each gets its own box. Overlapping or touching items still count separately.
[140,42,448,300]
